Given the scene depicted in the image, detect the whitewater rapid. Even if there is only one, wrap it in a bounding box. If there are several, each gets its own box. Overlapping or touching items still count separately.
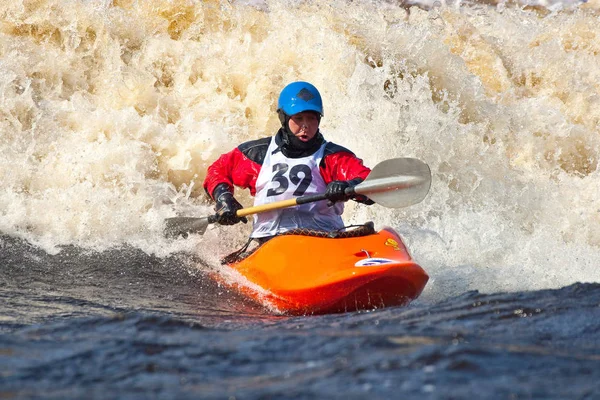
[1,0,599,300]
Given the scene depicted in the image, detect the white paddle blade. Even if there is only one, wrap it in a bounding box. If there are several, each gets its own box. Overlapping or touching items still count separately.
[354,158,431,208]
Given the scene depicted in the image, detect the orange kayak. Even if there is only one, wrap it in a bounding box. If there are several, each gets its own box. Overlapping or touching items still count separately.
[225,225,429,315]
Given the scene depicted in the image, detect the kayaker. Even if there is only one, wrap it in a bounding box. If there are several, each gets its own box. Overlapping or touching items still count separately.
[203,81,373,241]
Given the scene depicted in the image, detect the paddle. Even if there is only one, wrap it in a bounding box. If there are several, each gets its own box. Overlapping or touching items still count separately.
[164,157,431,238]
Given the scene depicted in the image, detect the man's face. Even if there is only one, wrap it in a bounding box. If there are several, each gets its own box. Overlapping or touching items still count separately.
[288,111,320,142]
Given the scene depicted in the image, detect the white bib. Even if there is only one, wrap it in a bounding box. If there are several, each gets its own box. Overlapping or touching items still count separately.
[251,137,344,238]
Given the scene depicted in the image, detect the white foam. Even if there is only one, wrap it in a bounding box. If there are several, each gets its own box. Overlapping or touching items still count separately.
[1,0,599,296]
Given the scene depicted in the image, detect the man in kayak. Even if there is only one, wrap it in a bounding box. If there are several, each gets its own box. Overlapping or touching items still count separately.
[203,81,373,241]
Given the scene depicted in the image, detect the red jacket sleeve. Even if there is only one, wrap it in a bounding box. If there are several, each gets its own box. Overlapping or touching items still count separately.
[319,151,371,184]
[203,148,262,199]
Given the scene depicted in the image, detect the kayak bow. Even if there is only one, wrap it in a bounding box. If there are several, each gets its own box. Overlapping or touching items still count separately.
[225,226,429,315]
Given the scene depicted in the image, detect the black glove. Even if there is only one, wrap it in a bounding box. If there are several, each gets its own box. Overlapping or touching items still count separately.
[325,180,353,205]
[212,184,248,225]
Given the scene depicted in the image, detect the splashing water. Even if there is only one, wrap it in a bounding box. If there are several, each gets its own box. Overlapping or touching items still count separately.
[1,0,599,300]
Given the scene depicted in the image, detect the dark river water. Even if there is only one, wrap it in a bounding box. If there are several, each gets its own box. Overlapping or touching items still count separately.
[1,234,599,400]
[2,0,600,397]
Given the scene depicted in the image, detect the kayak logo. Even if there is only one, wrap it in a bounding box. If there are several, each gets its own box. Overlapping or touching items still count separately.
[385,238,400,251]
[355,258,396,267]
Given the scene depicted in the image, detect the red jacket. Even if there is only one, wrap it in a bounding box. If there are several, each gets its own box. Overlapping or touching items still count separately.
[203,133,371,199]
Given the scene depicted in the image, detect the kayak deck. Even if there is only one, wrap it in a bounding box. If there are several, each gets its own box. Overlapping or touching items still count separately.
[225,226,429,315]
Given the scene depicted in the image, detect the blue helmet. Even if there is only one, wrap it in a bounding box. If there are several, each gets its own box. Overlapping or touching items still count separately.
[277,81,323,117]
